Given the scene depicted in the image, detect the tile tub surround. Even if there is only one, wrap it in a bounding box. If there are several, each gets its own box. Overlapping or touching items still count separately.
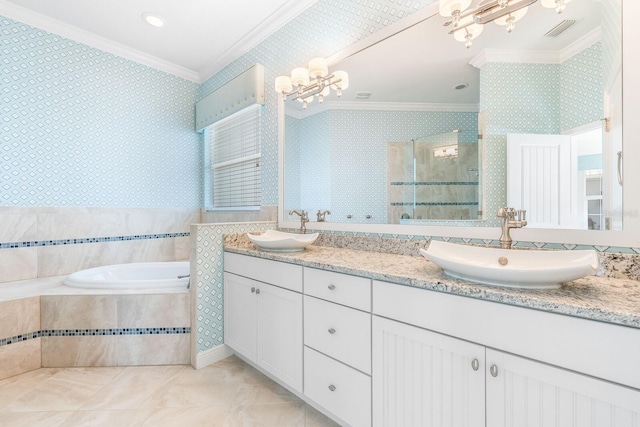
[0,207,199,283]
[224,238,640,329]
[0,286,191,379]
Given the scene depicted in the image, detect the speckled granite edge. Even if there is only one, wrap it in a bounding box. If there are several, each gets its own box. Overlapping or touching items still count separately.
[226,233,640,330]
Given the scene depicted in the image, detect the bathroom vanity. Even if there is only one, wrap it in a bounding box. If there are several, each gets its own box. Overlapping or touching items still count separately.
[223,243,640,427]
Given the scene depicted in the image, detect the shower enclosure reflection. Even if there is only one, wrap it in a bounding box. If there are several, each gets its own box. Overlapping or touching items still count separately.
[388,130,480,223]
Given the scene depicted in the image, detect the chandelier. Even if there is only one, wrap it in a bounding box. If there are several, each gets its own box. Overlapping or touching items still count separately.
[274,57,349,109]
[440,0,574,48]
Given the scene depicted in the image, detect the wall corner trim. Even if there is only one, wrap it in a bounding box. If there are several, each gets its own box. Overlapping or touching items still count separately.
[193,344,234,369]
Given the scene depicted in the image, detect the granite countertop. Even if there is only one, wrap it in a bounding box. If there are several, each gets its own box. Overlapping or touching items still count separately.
[224,240,640,330]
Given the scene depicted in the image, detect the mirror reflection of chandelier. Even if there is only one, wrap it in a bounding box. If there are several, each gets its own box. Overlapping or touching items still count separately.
[439,0,574,48]
[274,57,349,109]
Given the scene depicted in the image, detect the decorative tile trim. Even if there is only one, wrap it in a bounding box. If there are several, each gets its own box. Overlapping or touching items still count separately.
[0,232,190,250]
[391,182,479,186]
[0,327,190,347]
[391,202,479,206]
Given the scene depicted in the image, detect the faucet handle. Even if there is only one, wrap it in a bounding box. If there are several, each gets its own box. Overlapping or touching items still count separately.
[518,209,526,221]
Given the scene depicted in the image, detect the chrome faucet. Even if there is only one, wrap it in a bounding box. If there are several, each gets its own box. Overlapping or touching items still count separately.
[316,210,331,222]
[289,210,309,234]
[497,207,527,249]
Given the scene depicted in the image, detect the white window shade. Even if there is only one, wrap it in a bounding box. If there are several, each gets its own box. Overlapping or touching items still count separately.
[205,104,261,209]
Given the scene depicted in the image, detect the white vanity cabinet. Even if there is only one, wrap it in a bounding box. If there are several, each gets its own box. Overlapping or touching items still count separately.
[303,267,372,427]
[486,349,640,426]
[373,280,640,427]
[372,316,485,427]
[223,253,303,393]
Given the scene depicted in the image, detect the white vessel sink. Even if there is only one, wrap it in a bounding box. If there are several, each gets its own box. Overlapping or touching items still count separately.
[247,230,319,252]
[420,240,599,289]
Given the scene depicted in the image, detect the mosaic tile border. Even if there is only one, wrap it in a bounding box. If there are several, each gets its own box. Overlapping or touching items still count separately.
[0,232,190,250]
[391,182,479,186]
[391,202,479,206]
[0,327,191,347]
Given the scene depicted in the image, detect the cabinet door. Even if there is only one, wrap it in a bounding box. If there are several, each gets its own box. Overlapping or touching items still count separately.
[257,282,303,393]
[223,272,258,361]
[486,349,640,427]
[372,316,485,427]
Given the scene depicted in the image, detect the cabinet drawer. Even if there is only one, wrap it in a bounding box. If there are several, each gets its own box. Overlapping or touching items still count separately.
[304,346,371,427]
[304,296,371,374]
[224,252,302,292]
[304,267,371,311]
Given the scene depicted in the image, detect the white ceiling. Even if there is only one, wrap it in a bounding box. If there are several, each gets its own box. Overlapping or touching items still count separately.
[0,0,317,82]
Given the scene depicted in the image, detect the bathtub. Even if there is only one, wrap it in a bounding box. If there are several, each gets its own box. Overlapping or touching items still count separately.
[63,262,190,290]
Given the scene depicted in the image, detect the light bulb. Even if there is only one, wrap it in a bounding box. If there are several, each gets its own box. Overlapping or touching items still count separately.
[541,0,572,13]
[291,67,310,88]
[318,86,331,103]
[274,76,293,95]
[439,0,472,17]
[453,22,483,48]
[330,71,349,92]
[308,57,329,79]
[494,6,528,32]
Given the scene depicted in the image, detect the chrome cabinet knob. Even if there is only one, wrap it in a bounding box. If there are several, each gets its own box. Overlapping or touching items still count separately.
[255,288,261,295]
[251,287,255,293]
[471,359,479,371]
[328,385,336,392]
[328,328,336,334]
[490,364,498,377]
[328,284,336,290]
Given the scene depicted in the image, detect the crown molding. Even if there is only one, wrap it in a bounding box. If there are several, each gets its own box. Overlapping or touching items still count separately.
[471,27,603,68]
[0,0,200,82]
[286,101,480,119]
[197,0,318,83]
[559,26,602,62]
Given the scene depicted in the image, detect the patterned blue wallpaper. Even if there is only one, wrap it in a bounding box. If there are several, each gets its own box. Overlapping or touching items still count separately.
[1,17,201,208]
[560,42,603,131]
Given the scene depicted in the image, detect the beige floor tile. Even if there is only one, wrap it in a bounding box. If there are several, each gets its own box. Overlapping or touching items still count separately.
[0,357,342,426]
[223,402,307,427]
[0,411,73,427]
[0,362,58,410]
[305,404,342,427]
[59,409,154,427]
[141,405,230,427]
[143,362,247,408]
[231,367,303,407]
[5,367,124,412]
[79,365,186,410]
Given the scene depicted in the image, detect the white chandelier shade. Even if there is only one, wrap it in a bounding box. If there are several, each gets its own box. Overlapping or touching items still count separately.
[275,57,349,109]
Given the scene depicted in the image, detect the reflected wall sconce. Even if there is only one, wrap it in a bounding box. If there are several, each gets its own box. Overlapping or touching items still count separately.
[275,57,349,109]
[440,0,573,48]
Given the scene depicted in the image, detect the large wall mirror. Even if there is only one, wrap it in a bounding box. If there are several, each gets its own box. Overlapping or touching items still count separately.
[279,0,640,247]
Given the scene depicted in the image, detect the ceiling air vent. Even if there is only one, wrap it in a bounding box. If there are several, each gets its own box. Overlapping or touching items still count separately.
[544,20,576,37]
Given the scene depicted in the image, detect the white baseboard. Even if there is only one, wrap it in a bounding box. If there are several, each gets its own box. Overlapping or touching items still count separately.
[193,344,234,369]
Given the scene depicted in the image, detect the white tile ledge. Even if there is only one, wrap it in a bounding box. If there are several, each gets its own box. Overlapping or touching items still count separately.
[0,275,188,302]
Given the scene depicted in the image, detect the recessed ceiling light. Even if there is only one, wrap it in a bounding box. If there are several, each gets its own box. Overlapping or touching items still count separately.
[454,83,469,90]
[355,91,372,99]
[142,13,164,28]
